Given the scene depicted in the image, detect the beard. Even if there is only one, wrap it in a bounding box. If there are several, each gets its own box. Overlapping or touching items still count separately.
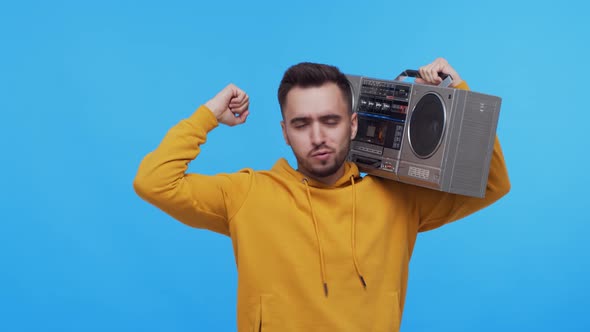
[294,139,351,179]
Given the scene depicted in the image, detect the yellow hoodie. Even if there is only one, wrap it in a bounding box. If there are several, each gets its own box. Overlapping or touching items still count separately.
[134,91,510,331]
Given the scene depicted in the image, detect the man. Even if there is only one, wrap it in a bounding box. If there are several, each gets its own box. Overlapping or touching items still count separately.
[134,58,510,331]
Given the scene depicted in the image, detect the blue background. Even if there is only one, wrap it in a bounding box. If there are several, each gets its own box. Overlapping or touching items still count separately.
[1,0,588,331]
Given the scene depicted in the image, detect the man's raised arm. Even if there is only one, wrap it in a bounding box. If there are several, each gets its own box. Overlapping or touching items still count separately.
[133,84,252,235]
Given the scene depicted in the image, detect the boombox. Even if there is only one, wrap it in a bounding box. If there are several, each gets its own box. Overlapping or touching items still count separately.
[346,70,502,198]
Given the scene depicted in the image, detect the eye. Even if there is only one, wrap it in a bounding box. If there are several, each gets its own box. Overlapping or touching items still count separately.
[293,122,308,129]
[324,118,340,126]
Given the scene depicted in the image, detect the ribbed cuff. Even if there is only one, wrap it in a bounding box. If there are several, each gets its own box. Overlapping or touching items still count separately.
[187,105,219,133]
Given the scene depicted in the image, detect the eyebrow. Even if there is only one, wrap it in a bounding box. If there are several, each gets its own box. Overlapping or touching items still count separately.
[289,114,342,125]
[289,116,310,125]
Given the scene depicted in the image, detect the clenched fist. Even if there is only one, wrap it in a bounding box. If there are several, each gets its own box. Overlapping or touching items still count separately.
[205,84,250,126]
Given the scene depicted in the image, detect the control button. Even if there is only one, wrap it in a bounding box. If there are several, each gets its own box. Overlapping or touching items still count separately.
[409,166,430,179]
[396,88,409,98]
[382,162,395,172]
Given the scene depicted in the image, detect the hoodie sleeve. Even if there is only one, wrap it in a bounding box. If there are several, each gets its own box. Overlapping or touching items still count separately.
[413,81,511,232]
[133,105,252,236]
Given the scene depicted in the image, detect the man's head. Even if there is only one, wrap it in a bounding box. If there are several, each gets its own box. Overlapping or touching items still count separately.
[278,62,358,185]
[278,62,354,117]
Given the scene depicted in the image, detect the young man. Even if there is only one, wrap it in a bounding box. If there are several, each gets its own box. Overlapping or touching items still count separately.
[134,58,510,331]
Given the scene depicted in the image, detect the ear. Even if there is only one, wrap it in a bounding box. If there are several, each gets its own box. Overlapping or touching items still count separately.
[350,112,358,140]
[281,120,291,146]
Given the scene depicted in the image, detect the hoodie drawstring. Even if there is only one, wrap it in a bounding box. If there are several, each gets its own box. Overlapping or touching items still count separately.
[350,176,367,289]
[303,179,329,297]
[303,176,367,297]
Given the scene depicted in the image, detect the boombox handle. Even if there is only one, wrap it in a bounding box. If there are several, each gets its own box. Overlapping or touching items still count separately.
[396,69,453,88]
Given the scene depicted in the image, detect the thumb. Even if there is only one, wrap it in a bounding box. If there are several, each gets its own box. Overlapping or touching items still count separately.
[226,110,250,127]
[236,110,250,124]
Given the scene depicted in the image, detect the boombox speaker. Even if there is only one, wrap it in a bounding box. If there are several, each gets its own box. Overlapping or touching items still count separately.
[346,70,502,198]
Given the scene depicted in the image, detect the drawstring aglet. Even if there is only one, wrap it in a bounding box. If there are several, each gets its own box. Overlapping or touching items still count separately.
[323,283,329,297]
[359,276,367,289]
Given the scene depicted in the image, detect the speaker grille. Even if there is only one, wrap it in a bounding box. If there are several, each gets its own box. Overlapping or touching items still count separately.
[409,93,445,158]
[451,98,496,194]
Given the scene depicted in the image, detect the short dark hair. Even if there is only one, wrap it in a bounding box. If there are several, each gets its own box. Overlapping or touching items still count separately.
[277,62,352,117]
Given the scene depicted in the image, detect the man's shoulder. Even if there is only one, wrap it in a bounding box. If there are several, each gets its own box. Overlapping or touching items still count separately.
[362,174,418,195]
[227,159,291,181]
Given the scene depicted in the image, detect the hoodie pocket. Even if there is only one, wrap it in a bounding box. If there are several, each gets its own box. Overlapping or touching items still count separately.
[373,291,401,332]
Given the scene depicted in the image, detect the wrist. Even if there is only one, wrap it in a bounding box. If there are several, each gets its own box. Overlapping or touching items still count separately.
[204,100,222,120]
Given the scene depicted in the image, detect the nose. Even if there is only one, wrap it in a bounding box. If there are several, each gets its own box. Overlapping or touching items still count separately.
[310,122,325,146]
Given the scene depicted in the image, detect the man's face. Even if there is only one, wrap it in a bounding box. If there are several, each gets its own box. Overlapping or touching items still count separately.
[281,82,358,185]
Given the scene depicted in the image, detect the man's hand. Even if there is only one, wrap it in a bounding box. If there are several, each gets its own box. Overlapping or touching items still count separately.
[205,84,250,126]
[415,58,464,88]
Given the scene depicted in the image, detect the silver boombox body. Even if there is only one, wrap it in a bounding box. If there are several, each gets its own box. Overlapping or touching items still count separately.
[346,71,502,198]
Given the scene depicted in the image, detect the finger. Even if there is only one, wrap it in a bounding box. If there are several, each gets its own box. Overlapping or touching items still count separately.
[432,63,445,83]
[419,66,429,83]
[426,65,438,84]
[429,64,443,84]
[225,84,244,103]
[230,97,249,112]
[234,87,247,101]
[236,99,250,113]
[230,94,249,108]
[432,58,450,81]
[431,58,446,71]
[432,71,443,84]
[414,78,427,85]
[420,65,434,84]
[230,93,245,105]
[230,102,249,114]
[229,94,248,109]
[426,63,445,85]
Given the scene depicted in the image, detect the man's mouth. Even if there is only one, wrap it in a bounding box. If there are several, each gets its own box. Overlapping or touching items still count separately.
[310,149,333,160]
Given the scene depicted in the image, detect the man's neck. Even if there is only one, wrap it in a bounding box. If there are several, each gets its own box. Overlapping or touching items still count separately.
[297,166,345,186]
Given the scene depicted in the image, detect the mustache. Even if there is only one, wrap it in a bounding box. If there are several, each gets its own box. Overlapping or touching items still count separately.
[309,145,334,156]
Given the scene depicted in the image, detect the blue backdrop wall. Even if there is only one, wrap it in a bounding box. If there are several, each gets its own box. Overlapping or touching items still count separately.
[1,0,588,331]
